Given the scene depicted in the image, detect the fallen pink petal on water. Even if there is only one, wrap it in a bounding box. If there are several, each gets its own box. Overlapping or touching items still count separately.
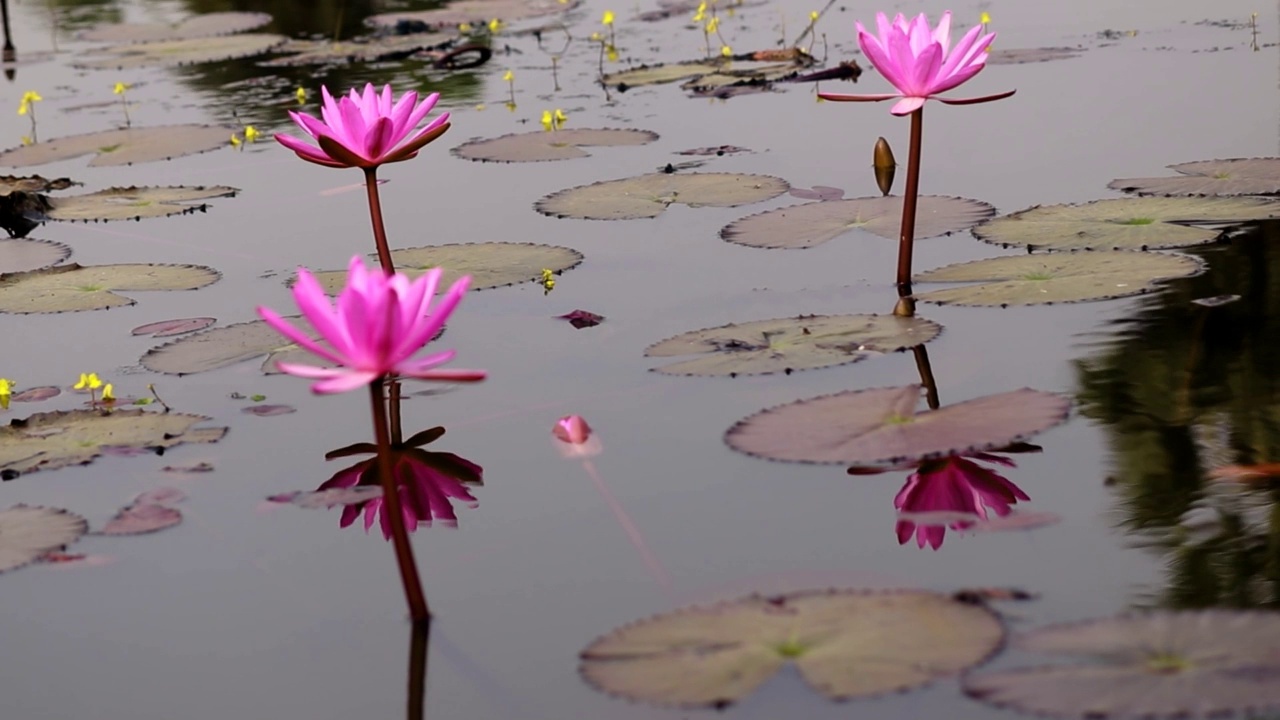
[11,386,61,402]
[100,503,183,535]
[556,309,605,329]
[38,551,116,568]
[131,317,216,338]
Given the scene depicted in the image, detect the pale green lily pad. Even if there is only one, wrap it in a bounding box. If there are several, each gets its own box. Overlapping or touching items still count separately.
[973,196,1280,251]
[140,316,324,376]
[0,263,220,314]
[73,34,287,70]
[0,239,70,273]
[722,195,994,249]
[581,589,1004,708]
[964,610,1280,718]
[645,314,941,376]
[0,126,231,168]
[259,34,454,67]
[1109,158,1280,197]
[367,0,580,29]
[0,409,227,476]
[46,186,239,222]
[0,506,88,573]
[452,129,659,163]
[78,12,273,43]
[306,243,583,294]
[537,173,789,221]
[913,252,1204,307]
[725,385,1070,465]
[604,60,727,87]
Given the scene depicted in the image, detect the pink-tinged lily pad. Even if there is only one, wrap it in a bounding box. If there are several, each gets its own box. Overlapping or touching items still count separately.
[725,385,1070,465]
[1109,158,1280,197]
[789,185,845,201]
[10,386,60,403]
[99,502,182,536]
[721,195,994,249]
[78,12,273,43]
[0,239,71,274]
[0,125,232,168]
[266,486,383,509]
[242,404,295,417]
[452,129,659,163]
[557,309,605,328]
[537,173,790,221]
[132,317,216,338]
[140,315,325,376]
[0,505,88,573]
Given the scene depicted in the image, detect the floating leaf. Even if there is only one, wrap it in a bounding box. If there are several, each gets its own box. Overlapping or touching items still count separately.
[789,185,845,201]
[986,47,1083,64]
[581,589,1004,708]
[537,173,789,221]
[0,175,77,194]
[0,263,220,314]
[0,239,70,273]
[78,12,273,43]
[913,252,1204,307]
[307,243,584,294]
[242,404,295,416]
[645,314,941,376]
[73,34,288,70]
[1191,294,1241,308]
[722,195,994,249]
[973,196,1280,251]
[46,186,237,223]
[0,125,231,168]
[1109,158,1280,197]
[681,63,807,92]
[964,610,1280,718]
[140,316,323,376]
[266,486,383,509]
[131,317,216,338]
[676,145,751,156]
[452,128,659,163]
[100,502,182,535]
[557,309,604,328]
[135,487,187,506]
[0,409,226,476]
[11,386,60,403]
[259,34,453,67]
[603,60,728,87]
[0,505,88,573]
[725,385,1070,465]
[162,462,214,474]
[368,0,580,29]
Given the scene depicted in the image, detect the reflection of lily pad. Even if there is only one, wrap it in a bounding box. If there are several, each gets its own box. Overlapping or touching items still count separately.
[986,47,1083,64]
[1109,158,1280,197]
[913,252,1204,307]
[581,589,1004,708]
[0,263,220,314]
[964,610,1280,718]
[0,239,70,273]
[307,243,584,294]
[0,409,227,476]
[0,175,77,194]
[140,316,323,376]
[73,34,287,70]
[645,314,941,376]
[452,129,659,163]
[722,195,994,249]
[725,385,1070,465]
[46,186,238,222]
[78,12,273,43]
[259,34,453,67]
[974,196,1280,251]
[368,0,579,29]
[0,506,88,573]
[267,487,383,509]
[0,125,231,168]
[537,173,789,220]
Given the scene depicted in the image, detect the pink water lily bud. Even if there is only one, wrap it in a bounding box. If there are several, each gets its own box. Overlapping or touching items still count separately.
[553,415,602,458]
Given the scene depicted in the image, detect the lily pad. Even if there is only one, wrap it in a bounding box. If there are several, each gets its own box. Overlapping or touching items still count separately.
[99,494,183,536]
[267,486,383,509]
[1109,158,1280,197]
[537,173,789,221]
[307,243,584,294]
[986,47,1083,64]
[913,252,1204,307]
[973,196,1280,251]
[452,129,659,163]
[45,186,238,223]
[580,589,1004,708]
[11,387,61,403]
[0,263,221,314]
[645,314,942,376]
[0,125,231,168]
[242,404,296,416]
[140,316,323,376]
[0,505,88,573]
[725,385,1070,465]
[259,34,453,67]
[0,239,70,273]
[78,12,273,43]
[367,0,580,29]
[73,34,288,70]
[604,60,729,87]
[131,317,216,338]
[964,610,1280,718]
[722,196,995,249]
[0,409,227,476]
[0,175,77,194]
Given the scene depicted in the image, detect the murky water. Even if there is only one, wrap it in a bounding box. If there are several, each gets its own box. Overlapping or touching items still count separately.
[1,0,1277,718]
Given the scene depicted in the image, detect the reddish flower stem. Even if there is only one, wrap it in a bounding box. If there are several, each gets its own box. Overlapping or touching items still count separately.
[912,344,940,410]
[389,379,404,446]
[364,167,394,275]
[407,617,430,719]
[897,107,923,293]
[370,377,430,622]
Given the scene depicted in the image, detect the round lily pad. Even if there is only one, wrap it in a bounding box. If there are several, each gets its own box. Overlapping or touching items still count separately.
[0,239,70,274]
[722,195,994,249]
[986,47,1083,64]
[140,316,323,376]
[0,125,231,168]
[912,252,1204,307]
[0,409,227,476]
[1109,158,1280,197]
[725,385,1070,465]
[0,263,220,314]
[644,314,942,376]
[368,0,580,29]
[974,196,1280,251]
[259,34,454,67]
[603,60,727,87]
[131,317,216,338]
[452,129,659,163]
[46,186,238,222]
[537,173,789,221]
[964,610,1280,718]
[78,12,273,43]
[581,589,1004,708]
[73,34,287,70]
[0,505,88,573]
[306,243,584,294]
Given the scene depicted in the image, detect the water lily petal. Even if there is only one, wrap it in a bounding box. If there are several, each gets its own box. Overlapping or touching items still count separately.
[380,118,450,165]
[891,96,926,115]
[312,369,382,394]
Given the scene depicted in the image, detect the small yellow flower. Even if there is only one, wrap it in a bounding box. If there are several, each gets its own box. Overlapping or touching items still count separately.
[809,10,819,21]
[113,82,130,95]
[602,10,615,25]
[979,11,991,25]
[458,22,473,32]
[17,91,41,116]
[590,31,602,41]
[244,125,260,143]
[101,384,115,402]
[606,44,619,62]
[554,108,567,126]
[505,100,517,112]
[230,133,242,147]
[488,18,503,32]
[721,44,732,57]
[295,87,307,104]
[475,103,487,111]
[74,373,102,391]
[705,16,719,33]
[20,136,32,146]
[693,1,707,21]
[0,378,12,410]
[503,69,514,82]
[541,110,554,131]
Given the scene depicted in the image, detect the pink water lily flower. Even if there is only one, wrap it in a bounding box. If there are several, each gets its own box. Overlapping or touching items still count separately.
[275,83,451,169]
[819,11,1011,115]
[257,256,486,394]
[894,453,1030,550]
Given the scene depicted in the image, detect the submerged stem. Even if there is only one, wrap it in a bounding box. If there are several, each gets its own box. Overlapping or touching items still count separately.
[364,167,394,274]
[407,618,431,720]
[370,378,430,622]
[897,107,924,297]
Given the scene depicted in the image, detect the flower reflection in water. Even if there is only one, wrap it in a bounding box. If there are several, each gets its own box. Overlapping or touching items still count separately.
[892,452,1031,550]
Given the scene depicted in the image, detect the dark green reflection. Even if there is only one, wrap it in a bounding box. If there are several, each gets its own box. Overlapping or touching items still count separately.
[1076,221,1280,609]
[32,0,123,33]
